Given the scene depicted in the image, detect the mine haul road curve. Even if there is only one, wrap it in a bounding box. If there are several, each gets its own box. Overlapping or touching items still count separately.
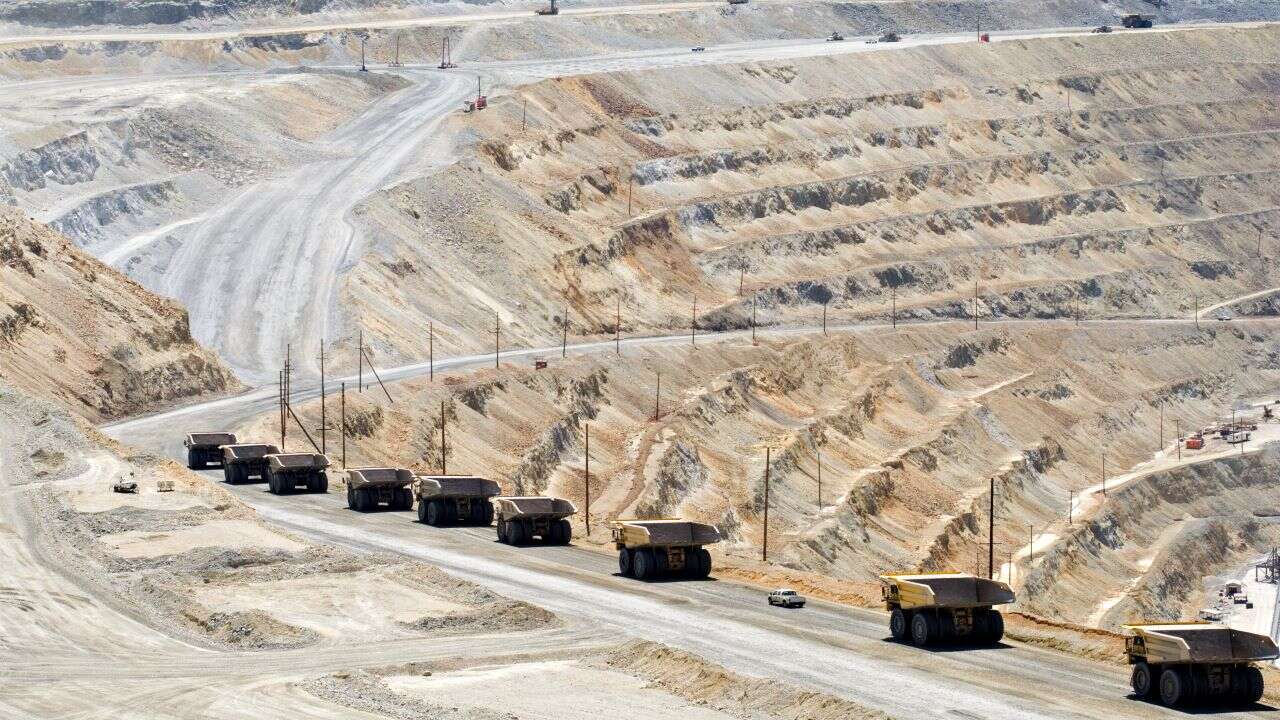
[101,316,1280,720]
[5,19,1272,381]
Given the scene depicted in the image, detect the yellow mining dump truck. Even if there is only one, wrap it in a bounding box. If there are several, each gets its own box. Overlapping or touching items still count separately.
[493,496,576,545]
[265,452,330,495]
[345,467,414,512]
[184,432,237,469]
[221,443,280,484]
[415,475,500,526]
[1125,622,1277,707]
[612,519,720,580]
[880,572,1015,646]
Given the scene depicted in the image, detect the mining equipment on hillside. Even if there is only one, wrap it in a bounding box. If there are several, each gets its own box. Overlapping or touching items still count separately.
[221,443,280,484]
[1121,13,1154,28]
[881,572,1015,647]
[265,452,330,494]
[346,467,415,511]
[612,519,720,580]
[415,475,501,526]
[1257,549,1280,583]
[536,0,559,15]
[184,432,237,469]
[728,0,749,4]
[493,496,576,545]
[1125,623,1276,707]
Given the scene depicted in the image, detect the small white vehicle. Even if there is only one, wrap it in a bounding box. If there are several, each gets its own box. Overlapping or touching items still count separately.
[768,588,806,608]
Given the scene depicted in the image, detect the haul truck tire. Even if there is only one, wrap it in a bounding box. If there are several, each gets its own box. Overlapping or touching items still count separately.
[187,450,200,469]
[695,548,712,578]
[986,609,1004,644]
[311,474,328,494]
[1245,666,1264,704]
[1130,662,1155,699]
[348,485,357,510]
[555,519,572,545]
[890,609,909,641]
[417,499,428,523]
[1159,667,1187,707]
[394,487,413,510]
[425,500,443,526]
[911,612,936,647]
[619,549,633,576]
[633,549,654,580]
[509,520,528,546]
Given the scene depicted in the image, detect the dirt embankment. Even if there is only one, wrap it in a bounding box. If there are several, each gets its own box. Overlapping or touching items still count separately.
[0,209,239,420]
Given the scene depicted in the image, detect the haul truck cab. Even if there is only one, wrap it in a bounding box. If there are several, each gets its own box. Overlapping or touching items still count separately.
[1126,622,1277,707]
[881,572,1015,646]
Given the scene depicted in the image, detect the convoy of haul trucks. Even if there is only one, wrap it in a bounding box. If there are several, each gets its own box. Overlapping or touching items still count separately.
[179,428,1276,706]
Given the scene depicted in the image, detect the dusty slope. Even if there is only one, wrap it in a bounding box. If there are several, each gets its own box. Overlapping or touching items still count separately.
[0,209,238,420]
[343,26,1280,368]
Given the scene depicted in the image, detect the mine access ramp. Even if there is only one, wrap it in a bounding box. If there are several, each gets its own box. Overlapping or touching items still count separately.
[612,519,720,580]
[266,453,329,495]
[184,432,236,469]
[493,496,576,545]
[346,467,414,511]
[415,475,500,526]
[221,443,279,484]
[880,572,1015,646]
[1125,622,1277,707]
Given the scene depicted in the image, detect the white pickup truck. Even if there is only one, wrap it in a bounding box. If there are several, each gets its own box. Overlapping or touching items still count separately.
[768,588,806,608]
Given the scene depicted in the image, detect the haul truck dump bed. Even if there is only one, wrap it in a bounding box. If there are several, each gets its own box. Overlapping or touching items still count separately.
[221,443,279,484]
[881,573,1015,646]
[345,467,414,511]
[493,496,576,545]
[612,519,720,580]
[1125,623,1277,707]
[184,432,237,469]
[266,453,329,495]
[415,475,500,526]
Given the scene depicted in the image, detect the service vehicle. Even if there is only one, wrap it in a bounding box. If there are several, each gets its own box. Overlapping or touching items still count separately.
[346,467,415,511]
[221,443,279,484]
[415,475,501,526]
[879,31,901,42]
[265,452,330,495]
[881,572,1015,646]
[768,589,806,608]
[492,496,576,545]
[1121,13,1154,28]
[827,31,844,42]
[691,46,705,52]
[1126,622,1276,707]
[612,519,720,580]
[1093,24,1113,33]
[184,432,237,469]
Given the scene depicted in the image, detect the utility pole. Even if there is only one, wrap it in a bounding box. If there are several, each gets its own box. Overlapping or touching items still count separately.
[739,263,745,296]
[1260,227,1265,258]
[762,446,771,562]
[1101,453,1107,496]
[389,32,402,67]
[584,423,591,535]
[340,382,347,469]
[1176,420,1182,460]
[440,400,447,474]
[320,343,327,454]
[988,476,995,580]
[653,371,661,421]
[823,300,828,336]
[627,174,634,217]
[522,98,527,133]
[816,446,822,508]
[691,296,697,346]
[1159,402,1164,452]
[1068,490,1074,525]
[429,321,434,381]
[1194,293,1200,330]
[892,285,897,328]
[359,34,368,72]
[615,296,621,355]
[751,296,757,344]
[358,329,364,392]
[1029,524,1035,564]
[562,301,569,359]
[493,311,501,369]
[973,267,980,330]
[278,369,285,450]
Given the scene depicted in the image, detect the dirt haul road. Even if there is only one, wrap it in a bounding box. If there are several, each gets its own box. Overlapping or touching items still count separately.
[101,315,1280,720]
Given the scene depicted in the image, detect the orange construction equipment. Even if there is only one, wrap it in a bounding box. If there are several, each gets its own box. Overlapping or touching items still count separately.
[1185,436,1204,450]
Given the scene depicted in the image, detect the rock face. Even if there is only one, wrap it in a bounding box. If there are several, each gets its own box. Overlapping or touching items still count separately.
[0,208,239,420]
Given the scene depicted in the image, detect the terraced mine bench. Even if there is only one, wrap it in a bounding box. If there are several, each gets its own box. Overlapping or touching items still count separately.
[493,496,576,545]
[184,432,237,469]
[1126,622,1277,707]
[415,475,500,526]
[345,467,414,511]
[221,443,279,484]
[612,519,720,580]
[881,572,1015,647]
[265,452,330,495]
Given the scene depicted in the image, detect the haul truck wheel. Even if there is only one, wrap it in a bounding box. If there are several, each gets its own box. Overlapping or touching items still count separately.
[497,520,508,544]
[1159,667,1187,707]
[395,488,413,510]
[986,610,1004,644]
[416,498,428,522]
[314,473,328,494]
[910,612,935,647]
[267,473,280,494]
[633,549,654,580]
[619,548,633,576]
[347,485,356,510]
[509,520,527,546]
[1131,662,1155,699]
[889,609,909,641]
[187,450,199,470]
[482,503,495,526]
[1245,666,1264,704]
[695,548,712,578]
[555,519,572,545]
[426,500,443,526]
